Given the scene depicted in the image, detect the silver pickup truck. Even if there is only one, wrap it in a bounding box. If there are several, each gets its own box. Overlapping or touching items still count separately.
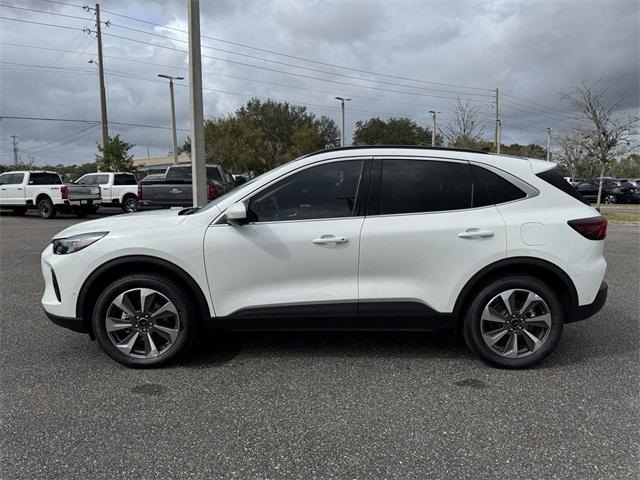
[138,164,235,208]
[0,170,101,219]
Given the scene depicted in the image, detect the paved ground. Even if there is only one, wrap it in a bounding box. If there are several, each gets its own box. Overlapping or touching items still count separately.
[1,210,638,480]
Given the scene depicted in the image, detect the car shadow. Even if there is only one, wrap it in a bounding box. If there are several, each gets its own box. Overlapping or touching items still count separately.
[177,329,472,369]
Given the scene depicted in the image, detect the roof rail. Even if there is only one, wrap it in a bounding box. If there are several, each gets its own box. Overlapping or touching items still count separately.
[304,145,490,157]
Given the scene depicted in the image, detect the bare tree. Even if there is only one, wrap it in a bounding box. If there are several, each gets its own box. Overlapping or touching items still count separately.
[563,82,638,208]
[444,97,485,148]
[557,131,588,180]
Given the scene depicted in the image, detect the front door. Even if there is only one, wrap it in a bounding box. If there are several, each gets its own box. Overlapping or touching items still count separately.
[204,159,368,323]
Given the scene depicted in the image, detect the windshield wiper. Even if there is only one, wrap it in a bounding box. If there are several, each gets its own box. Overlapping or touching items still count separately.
[178,207,201,216]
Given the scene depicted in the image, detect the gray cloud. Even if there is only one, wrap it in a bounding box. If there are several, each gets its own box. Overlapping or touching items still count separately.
[0,0,638,165]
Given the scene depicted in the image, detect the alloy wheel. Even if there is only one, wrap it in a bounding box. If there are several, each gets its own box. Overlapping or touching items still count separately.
[105,288,181,359]
[480,289,552,359]
[604,195,616,204]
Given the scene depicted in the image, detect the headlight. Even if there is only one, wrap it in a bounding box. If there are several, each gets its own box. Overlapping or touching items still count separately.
[52,232,108,255]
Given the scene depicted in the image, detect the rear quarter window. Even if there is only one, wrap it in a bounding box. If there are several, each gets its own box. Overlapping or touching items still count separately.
[536,169,588,204]
[114,174,137,185]
[470,165,527,204]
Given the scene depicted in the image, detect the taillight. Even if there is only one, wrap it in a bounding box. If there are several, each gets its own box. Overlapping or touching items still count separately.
[208,183,218,201]
[568,216,607,240]
[137,184,142,200]
[60,185,68,200]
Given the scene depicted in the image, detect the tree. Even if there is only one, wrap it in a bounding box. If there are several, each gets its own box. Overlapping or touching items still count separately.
[563,81,638,207]
[557,132,589,180]
[609,153,640,178]
[96,135,135,172]
[353,117,436,145]
[203,116,273,174]
[443,97,486,148]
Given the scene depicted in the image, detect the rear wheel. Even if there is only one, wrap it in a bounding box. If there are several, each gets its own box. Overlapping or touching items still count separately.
[37,197,57,219]
[463,275,563,369]
[122,195,139,213]
[92,274,198,367]
[604,194,617,204]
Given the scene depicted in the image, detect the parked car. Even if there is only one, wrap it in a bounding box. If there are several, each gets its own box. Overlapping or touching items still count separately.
[618,179,640,203]
[41,146,607,369]
[138,164,235,208]
[0,170,100,218]
[75,172,139,212]
[575,178,627,204]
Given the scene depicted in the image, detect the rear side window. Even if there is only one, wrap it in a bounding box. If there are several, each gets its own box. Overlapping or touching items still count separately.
[470,165,526,204]
[166,166,191,184]
[536,169,588,204]
[29,173,62,185]
[207,167,223,182]
[114,174,137,185]
[376,159,485,215]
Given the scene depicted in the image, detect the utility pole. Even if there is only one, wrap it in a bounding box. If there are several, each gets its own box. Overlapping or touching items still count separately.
[10,134,18,165]
[187,0,207,207]
[428,110,440,146]
[494,88,501,154]
[158,74,184,164]
[335,96,351,147]
[546,127,552,161]
[497,120,501,154]
[95,3,108,167]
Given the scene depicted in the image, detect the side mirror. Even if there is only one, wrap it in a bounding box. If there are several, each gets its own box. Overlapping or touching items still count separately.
[226,202,248,225]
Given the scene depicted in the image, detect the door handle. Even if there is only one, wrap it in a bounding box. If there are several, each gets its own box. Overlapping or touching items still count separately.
[312,235,348,245]
[458,229,495,239]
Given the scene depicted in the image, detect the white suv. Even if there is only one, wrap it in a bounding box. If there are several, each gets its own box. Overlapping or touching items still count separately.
[41,147,608,368]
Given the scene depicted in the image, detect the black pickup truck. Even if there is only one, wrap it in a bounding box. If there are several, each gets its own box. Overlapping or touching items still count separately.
[138,164,236,207]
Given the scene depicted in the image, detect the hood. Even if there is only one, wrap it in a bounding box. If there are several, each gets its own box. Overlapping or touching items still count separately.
[53,208,185,239]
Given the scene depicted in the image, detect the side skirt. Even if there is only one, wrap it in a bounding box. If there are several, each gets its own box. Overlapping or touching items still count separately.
[208,301,455,332]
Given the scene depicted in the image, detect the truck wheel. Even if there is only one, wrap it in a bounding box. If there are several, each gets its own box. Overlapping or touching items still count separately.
[92,273,198,367]
[462,275,563,369]
[37,197,57,219]
[12,207,27,215]
[122,196,139,213]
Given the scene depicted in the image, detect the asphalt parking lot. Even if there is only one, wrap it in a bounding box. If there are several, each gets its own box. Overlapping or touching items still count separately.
[1,210,638,480]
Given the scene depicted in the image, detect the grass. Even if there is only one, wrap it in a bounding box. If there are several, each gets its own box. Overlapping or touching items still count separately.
[602,211,640,223]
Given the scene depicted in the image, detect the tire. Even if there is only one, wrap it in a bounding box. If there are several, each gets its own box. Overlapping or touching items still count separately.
[12,207,27,215]
[91,205,100,213]
[37,197,57,219]
[122,195,139,213]
[604,195,616,205]
[463,275,564,369]
[92,274,198,368]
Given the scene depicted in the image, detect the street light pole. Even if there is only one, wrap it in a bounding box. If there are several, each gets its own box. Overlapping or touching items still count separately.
[428,110,440,147]
[158,74,184,164]
[335,96,351,147]
[546,127,552,161]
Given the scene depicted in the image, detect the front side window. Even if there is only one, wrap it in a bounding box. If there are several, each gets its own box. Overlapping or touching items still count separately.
[248,160,363,222]
[377,159,481,215]
[29,173,62,185]
[76,175,94,185]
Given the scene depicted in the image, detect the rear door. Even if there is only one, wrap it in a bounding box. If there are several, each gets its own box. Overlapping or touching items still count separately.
[358,157,507,317]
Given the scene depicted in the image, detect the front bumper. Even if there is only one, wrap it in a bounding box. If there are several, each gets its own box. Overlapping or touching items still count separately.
[568,280,608,323]
[43,309,88,334]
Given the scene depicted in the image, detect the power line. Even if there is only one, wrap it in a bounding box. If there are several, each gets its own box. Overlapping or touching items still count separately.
[0,15,82,31]
[21,123,99,153]
[0,3,94,22]
[0,115,191,132]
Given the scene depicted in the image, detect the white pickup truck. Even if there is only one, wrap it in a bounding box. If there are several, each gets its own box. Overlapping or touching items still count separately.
[75,172,139,212]
[0,170,101,219]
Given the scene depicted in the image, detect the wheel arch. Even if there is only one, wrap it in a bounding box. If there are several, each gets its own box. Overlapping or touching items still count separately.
[77,255,212,337]
[35,193,53,205]
[453,257,579,321]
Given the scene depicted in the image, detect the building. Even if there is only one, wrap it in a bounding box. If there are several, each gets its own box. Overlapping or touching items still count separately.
[133,154,191,175]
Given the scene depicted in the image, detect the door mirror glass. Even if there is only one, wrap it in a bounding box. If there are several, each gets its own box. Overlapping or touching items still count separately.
[226,202,248,225]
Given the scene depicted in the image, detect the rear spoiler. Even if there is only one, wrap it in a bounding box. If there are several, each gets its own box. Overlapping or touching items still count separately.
[529,158,557,174]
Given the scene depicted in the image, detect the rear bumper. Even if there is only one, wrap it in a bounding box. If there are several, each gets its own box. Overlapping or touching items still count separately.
[568,280,608,323]
[43,309,87,334]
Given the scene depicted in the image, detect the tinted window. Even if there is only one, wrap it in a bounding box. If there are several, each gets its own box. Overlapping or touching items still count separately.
[2,173,24,185]
[470,165,526,204]
[165,166,191,184]
[114,174,137,185]
[249,160,363,222]
[29,173,62,185]
[536,169,588,204]
[377,160,483,215]
[207,166,223,182]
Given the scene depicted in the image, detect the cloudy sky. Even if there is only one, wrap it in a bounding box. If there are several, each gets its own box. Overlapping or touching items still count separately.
[0,0,638,166]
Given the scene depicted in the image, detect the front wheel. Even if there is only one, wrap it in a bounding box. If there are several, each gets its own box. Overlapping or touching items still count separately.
[463,276,563,369]
[92,274,198,367]
[37,197,57,219]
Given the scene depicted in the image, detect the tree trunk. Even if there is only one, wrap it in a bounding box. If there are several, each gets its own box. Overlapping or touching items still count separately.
[595,161,605,209]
